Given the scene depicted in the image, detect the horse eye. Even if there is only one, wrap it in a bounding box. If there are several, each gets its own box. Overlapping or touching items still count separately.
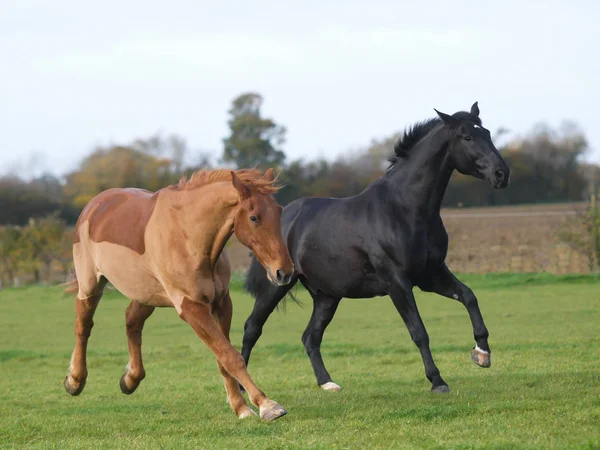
[464,136,472,141]
[250,215,259,224]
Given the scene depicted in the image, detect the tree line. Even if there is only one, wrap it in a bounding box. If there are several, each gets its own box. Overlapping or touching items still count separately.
[0,92,597,285]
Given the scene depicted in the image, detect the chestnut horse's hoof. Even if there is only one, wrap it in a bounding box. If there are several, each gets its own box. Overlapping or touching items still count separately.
[64,376,86,396]
[119,373,140,395]
[238,407,257,419]
[259,400,288,422]
[471,346,491,368]
[431,384,450,394]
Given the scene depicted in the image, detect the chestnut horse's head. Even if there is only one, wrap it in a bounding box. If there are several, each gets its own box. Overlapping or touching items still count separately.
[231,169,294,286]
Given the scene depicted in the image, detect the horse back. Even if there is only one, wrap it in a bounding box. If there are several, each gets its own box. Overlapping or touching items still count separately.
[74,188,159,255]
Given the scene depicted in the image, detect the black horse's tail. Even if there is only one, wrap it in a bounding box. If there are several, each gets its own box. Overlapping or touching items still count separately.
[244,256,301,310]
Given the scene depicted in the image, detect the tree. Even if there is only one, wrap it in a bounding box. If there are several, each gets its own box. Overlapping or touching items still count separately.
[63,146,174,208]
[0,174,77,226]
[222,93,286,169]
[18,214,66,283]
[132,132,200,175]
[0,226,23,285]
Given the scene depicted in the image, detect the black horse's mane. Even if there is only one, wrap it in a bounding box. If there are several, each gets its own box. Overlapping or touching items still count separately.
[389,111,481,166]
[390,118,441,165]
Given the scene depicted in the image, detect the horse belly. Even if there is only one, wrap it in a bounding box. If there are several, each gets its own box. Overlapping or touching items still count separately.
[298,247,385,298]
[343,273,387,298]
[91,242,172,307]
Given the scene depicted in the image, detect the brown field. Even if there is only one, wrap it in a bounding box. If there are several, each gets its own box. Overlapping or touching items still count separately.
[442,202,590,273]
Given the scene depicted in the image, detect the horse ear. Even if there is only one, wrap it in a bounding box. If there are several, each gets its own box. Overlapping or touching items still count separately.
[231,171,250,199]
[263,168,275,182]
[470,101,480,117]
[434,109,458,127]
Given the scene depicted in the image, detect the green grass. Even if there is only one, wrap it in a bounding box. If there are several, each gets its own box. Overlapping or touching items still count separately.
[1,274,599,449]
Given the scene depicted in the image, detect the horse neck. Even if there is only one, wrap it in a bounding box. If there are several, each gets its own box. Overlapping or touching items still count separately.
[386,129,454,219]
[175,182,239,269]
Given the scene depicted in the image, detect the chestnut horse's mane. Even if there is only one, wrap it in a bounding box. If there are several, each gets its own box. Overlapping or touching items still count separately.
[174,168,281,195]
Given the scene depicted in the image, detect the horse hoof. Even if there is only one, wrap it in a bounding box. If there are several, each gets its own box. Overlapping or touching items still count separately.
[64,376,86,396]
[431,384,450,394]
[119,373,139,395]
[320,382,341,392]
[238,407,257,419]
[259,400,288,422]
[471,346,491,368]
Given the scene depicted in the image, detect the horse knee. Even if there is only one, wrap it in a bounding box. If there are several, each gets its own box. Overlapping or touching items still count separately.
[222,352,246,375]
[301,329,312,348]
[243,322,262,347]
[74,319,93,339]
[411,330,429,348]
[125,319,143,336]
[302,328,323,352]
[457,287,477,305]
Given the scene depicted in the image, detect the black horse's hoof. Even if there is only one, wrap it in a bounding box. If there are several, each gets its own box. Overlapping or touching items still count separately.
[64,376,86,396]
[471,346,491,368]
[119,373,139,395]
[431,384,450,394]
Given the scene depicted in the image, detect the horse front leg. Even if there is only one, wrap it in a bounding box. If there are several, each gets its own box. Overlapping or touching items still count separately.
[178,297,287,422]
[301,291,341,391]
[213,292,256,419]
[419,264,491,367]
[388,275,449,393]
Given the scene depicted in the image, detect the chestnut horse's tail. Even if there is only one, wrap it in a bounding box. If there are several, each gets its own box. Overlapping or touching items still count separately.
[60,277,79,294]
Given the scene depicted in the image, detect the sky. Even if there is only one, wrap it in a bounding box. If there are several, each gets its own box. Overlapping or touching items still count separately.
[1,0,599,178]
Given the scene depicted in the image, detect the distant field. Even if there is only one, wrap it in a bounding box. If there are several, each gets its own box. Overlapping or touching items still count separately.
[1,273,599,449]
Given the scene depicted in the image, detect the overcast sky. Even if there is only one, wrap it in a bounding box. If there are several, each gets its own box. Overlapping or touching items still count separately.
[1,0,598,178]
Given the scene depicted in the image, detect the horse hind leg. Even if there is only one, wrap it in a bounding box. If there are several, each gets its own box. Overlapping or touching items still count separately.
[389,276,449,393]
[239,276,297,393]
[120,301,155,395]
[301,290,342,391]
[64,275,107,396]
[241,269,298,367]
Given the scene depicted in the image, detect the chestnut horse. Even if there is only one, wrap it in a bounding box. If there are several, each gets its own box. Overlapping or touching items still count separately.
[63,168,294,421]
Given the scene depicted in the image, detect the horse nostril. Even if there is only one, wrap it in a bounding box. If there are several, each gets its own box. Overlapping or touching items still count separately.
[495,170,505,181]
[276,269,283,282]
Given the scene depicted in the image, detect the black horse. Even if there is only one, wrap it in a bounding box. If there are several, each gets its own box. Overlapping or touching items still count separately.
[242,103,510,393]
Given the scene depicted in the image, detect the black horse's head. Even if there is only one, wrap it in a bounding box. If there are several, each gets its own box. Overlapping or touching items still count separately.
[435,102,510,189]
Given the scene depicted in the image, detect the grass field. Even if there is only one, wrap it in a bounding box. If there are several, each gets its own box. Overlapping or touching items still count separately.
[1,273,599,449]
